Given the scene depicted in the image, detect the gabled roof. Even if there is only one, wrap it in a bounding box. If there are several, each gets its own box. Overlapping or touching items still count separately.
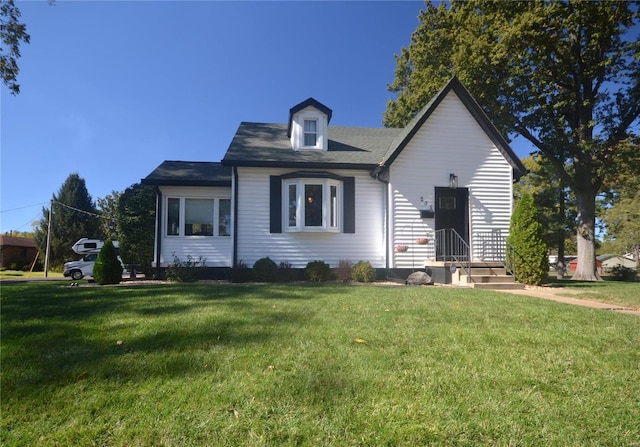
[222,123,401,169]
[380,77,527,180]
[287,97,333,138]
[142,161,231,187]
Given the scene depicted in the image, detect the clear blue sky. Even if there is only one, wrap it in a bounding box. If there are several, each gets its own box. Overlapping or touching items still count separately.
[1,1,535,234]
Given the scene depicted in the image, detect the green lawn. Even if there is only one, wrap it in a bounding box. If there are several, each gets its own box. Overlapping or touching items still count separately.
[1,282,638,446]
[0,270,64,280]
[545,279,640,309]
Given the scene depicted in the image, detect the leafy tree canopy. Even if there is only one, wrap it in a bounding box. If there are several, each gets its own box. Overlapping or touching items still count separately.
[385,0,640,280]
[116,183,156,276]
[0,0,30,94]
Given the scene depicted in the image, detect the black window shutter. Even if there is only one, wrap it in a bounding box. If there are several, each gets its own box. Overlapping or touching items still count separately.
[343,177,355,233]
[270,176,282,233]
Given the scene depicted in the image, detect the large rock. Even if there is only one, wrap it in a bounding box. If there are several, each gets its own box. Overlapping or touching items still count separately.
[406,271,432,285]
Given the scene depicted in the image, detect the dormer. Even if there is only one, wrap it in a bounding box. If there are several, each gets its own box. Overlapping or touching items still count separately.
[287,98,332,151]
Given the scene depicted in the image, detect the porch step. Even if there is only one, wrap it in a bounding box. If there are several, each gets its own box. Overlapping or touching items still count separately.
[468,281,525,290]
[459,264,524,290]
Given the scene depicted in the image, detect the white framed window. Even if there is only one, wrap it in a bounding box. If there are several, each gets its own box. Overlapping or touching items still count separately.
[303,119,318,147]
[284,178,341,232]
[165,197,231,237]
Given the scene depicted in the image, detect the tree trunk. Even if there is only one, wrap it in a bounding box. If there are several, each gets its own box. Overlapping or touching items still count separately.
[572,188,601,281]
[556,238,565,280]
[556,186,566,280]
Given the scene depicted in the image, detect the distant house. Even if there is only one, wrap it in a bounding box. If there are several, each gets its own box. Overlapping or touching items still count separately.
[568,254,637,274]
[598,254,637,273]
[0,236,38,270]
[142,78,527,283]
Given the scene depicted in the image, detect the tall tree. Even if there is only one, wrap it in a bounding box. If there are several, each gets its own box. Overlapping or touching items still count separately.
[516,154,576,278]
[0,0,30,94]
[116,183,156,276]
[34,173,103,269]
[97,190,121,241]
[385,1,640,281]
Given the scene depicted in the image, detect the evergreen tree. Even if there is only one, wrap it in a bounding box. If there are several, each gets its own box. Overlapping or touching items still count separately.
[93,239,122,285]
[516,154,577,278]
[507,192,548,285]
[385,1,640,280]
[34,173,102,270]
[116,183,156,276]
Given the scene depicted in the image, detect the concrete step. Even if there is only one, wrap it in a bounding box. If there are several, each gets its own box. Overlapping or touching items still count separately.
[469,282,525,290]
[467,267,508,276]
[464,275,516,283]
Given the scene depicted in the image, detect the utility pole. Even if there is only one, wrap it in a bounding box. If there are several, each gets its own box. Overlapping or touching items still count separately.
[44,200,53,277]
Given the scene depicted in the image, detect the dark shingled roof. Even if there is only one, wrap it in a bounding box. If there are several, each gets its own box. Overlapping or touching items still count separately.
[222,123,402,169]
[142,161,231,187]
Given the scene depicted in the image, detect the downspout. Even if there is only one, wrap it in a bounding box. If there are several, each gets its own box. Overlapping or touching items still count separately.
[154,186,162,279]
[232,167,239,268]
[372,166,390,272]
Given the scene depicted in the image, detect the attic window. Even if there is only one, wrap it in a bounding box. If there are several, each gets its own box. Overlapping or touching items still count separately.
[303,120,318,147]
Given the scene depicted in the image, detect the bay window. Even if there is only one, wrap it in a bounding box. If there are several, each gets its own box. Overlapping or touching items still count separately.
[271,173,355,234]
[284,178,341,232]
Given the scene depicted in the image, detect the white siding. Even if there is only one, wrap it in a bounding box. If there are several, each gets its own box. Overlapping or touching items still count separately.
[389,92,514,267]
[236,167,386,268]
[157,186,232,267]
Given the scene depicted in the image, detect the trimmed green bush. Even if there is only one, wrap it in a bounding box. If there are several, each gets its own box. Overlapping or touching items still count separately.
[304,260,333,282]
[93,239,123,285]
[352,260,376,283]
[252,257,278,282]
[506,192,548,285]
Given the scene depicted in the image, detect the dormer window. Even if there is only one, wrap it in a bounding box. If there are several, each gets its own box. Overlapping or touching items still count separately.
[303,119,318,147]
[287,98,332,151]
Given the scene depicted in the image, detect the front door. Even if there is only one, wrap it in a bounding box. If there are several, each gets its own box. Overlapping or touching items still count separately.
[435,187,469,261]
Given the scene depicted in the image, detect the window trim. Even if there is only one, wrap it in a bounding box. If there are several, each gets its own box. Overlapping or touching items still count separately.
[271,174,355,234]
[303,119,318,148]
[283,177,341,233]
[165,196,231,238]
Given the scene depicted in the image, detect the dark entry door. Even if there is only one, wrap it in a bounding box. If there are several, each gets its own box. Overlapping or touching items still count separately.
[435,187,469,261]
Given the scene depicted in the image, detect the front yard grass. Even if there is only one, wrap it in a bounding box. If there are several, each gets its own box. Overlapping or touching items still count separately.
[545,278,640,309]
[1,282,638,446]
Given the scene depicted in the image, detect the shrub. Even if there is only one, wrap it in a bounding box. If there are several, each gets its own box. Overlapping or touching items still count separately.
[334,259,353,283]
[611,265,638,281]
[166,254,206,282]
[352,260,376,283]
[277,261,299,283]
[506,192,548,285]
[304,260,333,282]
[9,262,24,271]
[228,260,250,283]
[252,257,278,282]
[93,239,123,285]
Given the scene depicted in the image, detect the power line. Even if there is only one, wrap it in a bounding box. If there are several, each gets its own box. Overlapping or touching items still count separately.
[52,201,117,222]
[0,202,47,213]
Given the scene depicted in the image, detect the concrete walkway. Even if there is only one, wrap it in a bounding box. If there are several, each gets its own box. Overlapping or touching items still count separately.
[497,286,640,316]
